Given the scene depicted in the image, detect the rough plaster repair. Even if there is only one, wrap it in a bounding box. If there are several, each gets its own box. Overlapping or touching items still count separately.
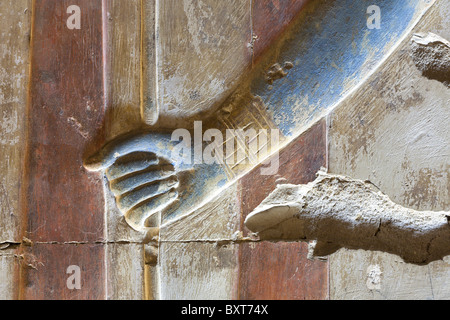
[245,170,450,265]
[411,32,450,87]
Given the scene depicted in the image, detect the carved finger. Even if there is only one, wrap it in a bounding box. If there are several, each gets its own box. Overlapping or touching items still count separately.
[83,132,176,171]
[105,153,159,180]
[117,177,179,212]
[109,167,175,196]
[125,190,178,230]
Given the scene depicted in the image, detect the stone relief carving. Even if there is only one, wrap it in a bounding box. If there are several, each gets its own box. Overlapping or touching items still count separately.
[84,132,186,231]
[82,1,444,271]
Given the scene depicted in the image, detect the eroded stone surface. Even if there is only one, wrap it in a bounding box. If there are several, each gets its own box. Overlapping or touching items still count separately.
[411,32,450,87]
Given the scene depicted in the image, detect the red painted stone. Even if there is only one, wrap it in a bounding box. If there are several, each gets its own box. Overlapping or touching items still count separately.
[237,119,328,300]
[19,244,105,300]
[20,0,107,299]
[252,0,311,61]
[26,0,106,242]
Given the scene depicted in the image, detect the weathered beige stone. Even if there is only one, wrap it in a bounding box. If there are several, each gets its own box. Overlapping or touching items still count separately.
[106,243,145,300]
[0,0,31,300]
[327,0,450,299]
[159,242,239,300]
[150,0,252,128]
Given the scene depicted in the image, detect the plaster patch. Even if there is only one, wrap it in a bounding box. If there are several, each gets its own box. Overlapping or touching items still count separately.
[411,32,450,87]
[245,170,450,265]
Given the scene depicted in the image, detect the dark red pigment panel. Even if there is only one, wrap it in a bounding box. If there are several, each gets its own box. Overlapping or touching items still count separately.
[238,119,328,300]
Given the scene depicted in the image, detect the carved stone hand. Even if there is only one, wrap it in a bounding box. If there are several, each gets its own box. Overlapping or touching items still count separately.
[83,131,191,231]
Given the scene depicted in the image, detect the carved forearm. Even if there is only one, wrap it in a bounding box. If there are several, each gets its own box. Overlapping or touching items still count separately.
[244,171,450,265]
